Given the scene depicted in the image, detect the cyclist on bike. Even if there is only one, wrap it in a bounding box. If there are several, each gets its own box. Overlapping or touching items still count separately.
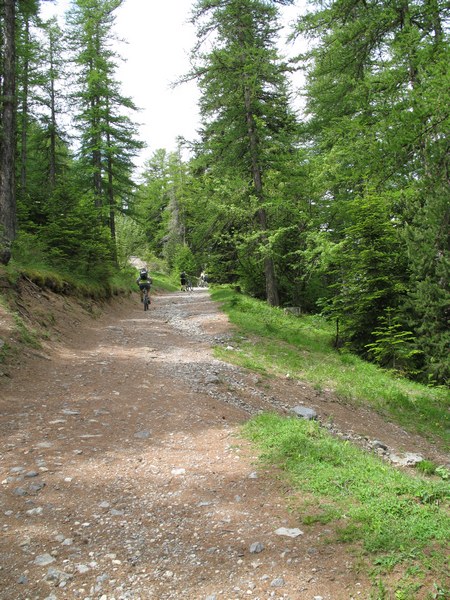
[180,271,187,291]
[136,268,152,302]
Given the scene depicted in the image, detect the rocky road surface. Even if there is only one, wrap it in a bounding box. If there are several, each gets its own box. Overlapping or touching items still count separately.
[1,287,447,600]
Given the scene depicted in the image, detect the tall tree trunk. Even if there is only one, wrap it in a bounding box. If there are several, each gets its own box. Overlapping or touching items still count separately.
[244,85,279,306]
[106,123,118,265]
[0,0,16,264]
[49,30,57,188]
[20,17,29,193]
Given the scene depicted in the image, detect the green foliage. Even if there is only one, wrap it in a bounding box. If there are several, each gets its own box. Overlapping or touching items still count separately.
[188,0,301,305]
[66,0,143,244]
[365,309,423,377]
[13,183,115,285]
[295,0,450,385]
[172,244,198,280]
[147,271,179,293]
[10,231,49,268]
[416,460,438,477]
[115,214,148,269]
[322,191,408,353]
[435,466,450,482]
[133,149,172,255]
[43,192,114,282]
[402,181,450,386]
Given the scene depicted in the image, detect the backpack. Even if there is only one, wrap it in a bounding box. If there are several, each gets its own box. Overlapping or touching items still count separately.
[140,269,148,280]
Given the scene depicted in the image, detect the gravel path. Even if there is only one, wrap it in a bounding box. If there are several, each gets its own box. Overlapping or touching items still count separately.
[0,288,443,599]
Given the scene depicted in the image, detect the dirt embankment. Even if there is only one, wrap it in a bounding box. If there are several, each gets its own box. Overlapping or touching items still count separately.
[0,279,447,600]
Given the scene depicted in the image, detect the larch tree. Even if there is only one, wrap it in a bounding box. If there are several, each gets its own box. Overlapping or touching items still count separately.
[15,0,56,233]
[38,16,67,190]
[66,0,143,257]
[0,0,55,263]
[294,0,449,379]
[188,0,297,306]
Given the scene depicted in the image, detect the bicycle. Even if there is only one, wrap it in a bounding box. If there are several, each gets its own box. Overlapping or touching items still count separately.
[143,287,150,311]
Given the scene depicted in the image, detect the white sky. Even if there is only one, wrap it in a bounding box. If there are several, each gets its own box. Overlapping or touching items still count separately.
[39,0,305,169]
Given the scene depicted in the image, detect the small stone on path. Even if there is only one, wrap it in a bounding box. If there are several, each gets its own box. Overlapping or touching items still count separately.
[249,542,264,554]
[275,527,304,538]
[34,553,55,566]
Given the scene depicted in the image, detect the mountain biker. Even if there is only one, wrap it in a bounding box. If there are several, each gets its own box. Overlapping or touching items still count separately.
[136,268,152,302]
[180,271,187,291]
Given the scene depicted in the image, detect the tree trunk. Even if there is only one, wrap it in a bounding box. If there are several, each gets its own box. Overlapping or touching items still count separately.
[0,0,16,264]
[244,85,279,306]
[49,30,57,188]
[20,18,30,194]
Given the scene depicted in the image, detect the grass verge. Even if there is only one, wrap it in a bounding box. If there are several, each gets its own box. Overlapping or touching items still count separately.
[210,287,449,448]
[148,271,179,293]
[243,413,450,598]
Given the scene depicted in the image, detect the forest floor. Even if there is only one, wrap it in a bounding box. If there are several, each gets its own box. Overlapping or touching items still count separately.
[0,280,448,600]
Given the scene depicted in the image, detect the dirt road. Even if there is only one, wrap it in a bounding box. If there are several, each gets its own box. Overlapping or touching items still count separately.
[0,287,444,599]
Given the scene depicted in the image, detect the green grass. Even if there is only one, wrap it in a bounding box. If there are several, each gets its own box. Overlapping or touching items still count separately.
[148,271,179,292]
[210,287,449,448]
[13,314,41,349]
[243,413,450,597]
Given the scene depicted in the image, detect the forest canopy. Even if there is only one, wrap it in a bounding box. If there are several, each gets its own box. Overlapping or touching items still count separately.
[1,0,448,385]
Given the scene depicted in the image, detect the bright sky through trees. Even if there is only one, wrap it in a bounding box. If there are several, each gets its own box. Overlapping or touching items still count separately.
[39,0,200,164]
[40,0,304,167]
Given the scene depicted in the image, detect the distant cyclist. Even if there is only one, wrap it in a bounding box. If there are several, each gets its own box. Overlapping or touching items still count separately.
[180,270,187,291]
[136,268,152,303]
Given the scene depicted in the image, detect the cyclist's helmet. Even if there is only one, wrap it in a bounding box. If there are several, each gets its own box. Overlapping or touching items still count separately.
[140,268,148,280]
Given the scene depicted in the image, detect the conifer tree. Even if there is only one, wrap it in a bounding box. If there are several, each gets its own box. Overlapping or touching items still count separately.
[295,0,449,380]
[188,0,297,305]
[66,0,143,255]
[16,1,49,208]
[38,16,67,189]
